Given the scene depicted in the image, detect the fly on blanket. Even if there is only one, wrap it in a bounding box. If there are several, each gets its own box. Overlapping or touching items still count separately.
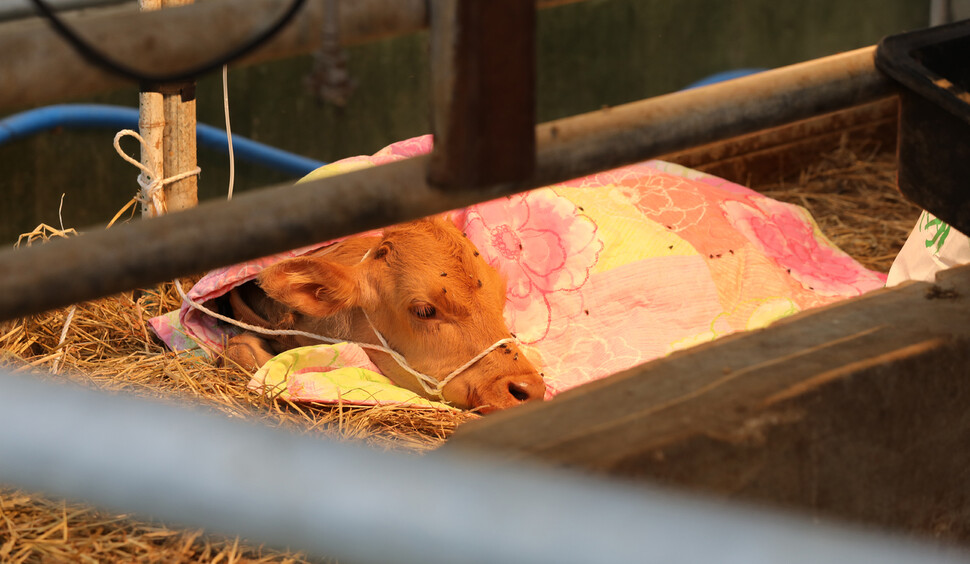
[150,135,886,411]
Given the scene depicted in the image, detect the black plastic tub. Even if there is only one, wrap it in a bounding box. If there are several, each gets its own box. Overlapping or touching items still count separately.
[877,20,970,235]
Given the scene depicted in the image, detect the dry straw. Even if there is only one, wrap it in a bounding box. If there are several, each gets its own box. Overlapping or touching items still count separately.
[0,140,920,562]
[756,138,920,273]
[0,253,474,562]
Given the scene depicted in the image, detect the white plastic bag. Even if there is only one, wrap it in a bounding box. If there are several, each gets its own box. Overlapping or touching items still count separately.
[886,210,970,286]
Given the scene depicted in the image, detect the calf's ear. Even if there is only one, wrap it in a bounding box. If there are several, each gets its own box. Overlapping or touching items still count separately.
[258,257,359,317]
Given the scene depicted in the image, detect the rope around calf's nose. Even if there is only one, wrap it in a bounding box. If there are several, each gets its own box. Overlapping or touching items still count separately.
[173,279,516,400]
[360,310,515,398]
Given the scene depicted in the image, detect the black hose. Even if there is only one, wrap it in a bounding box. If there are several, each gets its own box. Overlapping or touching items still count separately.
[27,0,308,84]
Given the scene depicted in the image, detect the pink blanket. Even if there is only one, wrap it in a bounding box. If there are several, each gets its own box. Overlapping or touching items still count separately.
[150,135,886,405]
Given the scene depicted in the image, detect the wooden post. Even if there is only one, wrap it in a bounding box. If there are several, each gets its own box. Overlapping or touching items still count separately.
[160,0,199,213]
[428,0,536,189]
[138,0,165,217]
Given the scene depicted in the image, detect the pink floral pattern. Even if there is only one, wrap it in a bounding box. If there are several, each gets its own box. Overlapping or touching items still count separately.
[372,134,432,159]
[546,332,643,395]
[621,172,710,232]
[462,189,603,343]
[723,199,886,296]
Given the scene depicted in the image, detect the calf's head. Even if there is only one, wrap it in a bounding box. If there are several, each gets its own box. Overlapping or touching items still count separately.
[258,218,546,412]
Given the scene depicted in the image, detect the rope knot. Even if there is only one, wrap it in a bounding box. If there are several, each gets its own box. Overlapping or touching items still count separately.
[113,129,200,217]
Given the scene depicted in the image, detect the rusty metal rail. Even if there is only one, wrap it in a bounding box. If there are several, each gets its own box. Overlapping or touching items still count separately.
[0,46,894,322]
[0,0,581,110]
[0,0,425,109]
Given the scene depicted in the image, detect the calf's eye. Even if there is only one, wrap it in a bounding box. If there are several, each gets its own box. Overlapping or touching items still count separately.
[410,303,436,320]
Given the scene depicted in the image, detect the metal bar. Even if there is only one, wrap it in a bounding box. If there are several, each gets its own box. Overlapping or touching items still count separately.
[930,0,953,26]
[0,0,579,111]
[0,369,965,564]
[0,47,893,322]
[0,0,428,110]
[533,46,893,184]
[0,0,132,22]
[428,0,536,188]
[0,156,436,321]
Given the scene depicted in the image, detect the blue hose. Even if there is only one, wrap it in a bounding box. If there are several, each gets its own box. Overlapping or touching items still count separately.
[683,68,766,90]
[0,104,326,177]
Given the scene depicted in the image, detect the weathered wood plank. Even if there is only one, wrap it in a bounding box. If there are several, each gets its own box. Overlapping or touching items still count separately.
[662,96,898,185]
[444,264,970,544]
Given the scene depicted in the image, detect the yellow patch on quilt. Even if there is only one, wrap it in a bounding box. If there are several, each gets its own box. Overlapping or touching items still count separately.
[746,298,800,330]
[299,159,374,183]
[552,186,696,274]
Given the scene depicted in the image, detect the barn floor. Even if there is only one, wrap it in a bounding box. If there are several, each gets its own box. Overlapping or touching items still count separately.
[0,140,921,563]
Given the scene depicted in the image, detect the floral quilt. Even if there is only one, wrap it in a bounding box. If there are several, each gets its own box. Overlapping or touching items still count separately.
[150,135,886,407]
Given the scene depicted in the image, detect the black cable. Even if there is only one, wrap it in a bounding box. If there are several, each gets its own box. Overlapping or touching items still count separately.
[28,0,308,84]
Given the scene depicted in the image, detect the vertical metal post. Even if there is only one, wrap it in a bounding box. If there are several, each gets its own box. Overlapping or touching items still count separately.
[428,0,536,189]
[930,0,953,26]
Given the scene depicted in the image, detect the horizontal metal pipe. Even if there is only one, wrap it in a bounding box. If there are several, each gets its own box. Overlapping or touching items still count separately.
[533,46,893,183]
[0,49,893,322]
[1,369,965,564]
[0,156,444,321]
[0,0,581,110]
[0,0,428,110]
[0,0,131,22]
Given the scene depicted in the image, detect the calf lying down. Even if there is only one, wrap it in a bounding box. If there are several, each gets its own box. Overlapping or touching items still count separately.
[220,218,546,413]
[154,135,887,414]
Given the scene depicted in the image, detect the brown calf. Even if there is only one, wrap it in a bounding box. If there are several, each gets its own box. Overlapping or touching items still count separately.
[223,218,546,412]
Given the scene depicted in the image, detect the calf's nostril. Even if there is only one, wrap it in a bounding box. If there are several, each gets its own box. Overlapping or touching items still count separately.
[508,381,534,402]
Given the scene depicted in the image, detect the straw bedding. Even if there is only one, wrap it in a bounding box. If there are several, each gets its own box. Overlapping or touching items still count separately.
[758,140,919,273]
[0,142,920,562]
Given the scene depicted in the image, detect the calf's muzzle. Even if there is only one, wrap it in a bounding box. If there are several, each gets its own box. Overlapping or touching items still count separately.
[461,372,546,414]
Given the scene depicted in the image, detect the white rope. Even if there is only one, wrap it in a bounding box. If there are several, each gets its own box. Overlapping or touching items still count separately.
[222,64,235,201]
[113,129,201,216]
[437,337,515,393]
[173,277,514,400]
